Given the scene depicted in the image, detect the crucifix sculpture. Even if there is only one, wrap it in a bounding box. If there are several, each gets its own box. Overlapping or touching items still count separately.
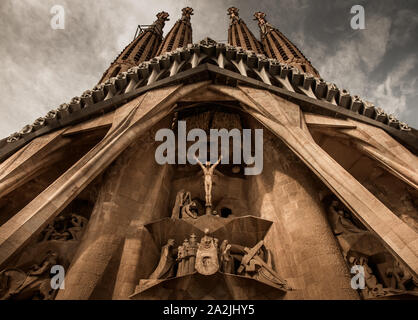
[194,155,222,214]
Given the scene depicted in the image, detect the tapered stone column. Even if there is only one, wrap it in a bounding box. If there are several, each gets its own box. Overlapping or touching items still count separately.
[249,174,301,299]
[248,126,358,299]
[57,134,173,299]
[112,162,172,299]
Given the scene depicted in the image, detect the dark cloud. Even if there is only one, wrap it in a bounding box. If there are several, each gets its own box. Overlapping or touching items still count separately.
[0,0,417,138]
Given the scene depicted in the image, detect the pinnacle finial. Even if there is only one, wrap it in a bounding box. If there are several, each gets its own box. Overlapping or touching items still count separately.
[152,11,170,36]
[254,11,267,25]
[156,11,170,23]
[227,7,240,22]
[181,7,194,21]
[253,11,273,36]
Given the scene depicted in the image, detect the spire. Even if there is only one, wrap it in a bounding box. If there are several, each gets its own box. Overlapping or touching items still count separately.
[227,7,264,54]
[99,11,170,84]
[254,11,319,77]
[157,7,194,56]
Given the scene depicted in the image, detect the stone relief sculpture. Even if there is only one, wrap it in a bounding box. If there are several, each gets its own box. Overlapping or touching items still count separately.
[220,240,234,274]
[175,235,198,277]
[181,201,199,220]
[41,216,71,241]
[346,249,418,299]
[327,197,418,299]
[40,213,88,242]
[327,199,370,259]
[67,214,89,240]
[177,236,199,276]
[386,260,417,291]
[349,256,386,299]
[149,239,176,279]
[132,208,291,299]
[171,190,199,219]
[144,229,288,290]
[176,243,186,277]
[0,251,58,300]
[187,234,198,273]
[237,240,288,289]
[195,229,220,276]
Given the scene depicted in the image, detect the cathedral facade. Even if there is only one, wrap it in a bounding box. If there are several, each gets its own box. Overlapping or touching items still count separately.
[0,7,417,300]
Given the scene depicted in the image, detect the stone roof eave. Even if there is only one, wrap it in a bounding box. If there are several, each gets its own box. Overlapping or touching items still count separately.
[1,40,416,161]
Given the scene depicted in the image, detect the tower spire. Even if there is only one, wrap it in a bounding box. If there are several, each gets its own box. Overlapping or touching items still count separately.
[99,11,170,84]
[227,7,264,54]
[157,7,194,56]
[254,11,319,77]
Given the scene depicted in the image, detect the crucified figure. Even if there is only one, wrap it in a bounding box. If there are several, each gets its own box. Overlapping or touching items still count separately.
[194,155,222,207]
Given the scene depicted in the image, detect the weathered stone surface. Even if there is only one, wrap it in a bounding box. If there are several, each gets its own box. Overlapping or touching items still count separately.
[0,7,417,301]
[209,84,418,280]
[0,83,208,270]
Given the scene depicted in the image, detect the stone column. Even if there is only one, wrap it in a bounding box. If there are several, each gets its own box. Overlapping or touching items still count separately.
[268,161,358,300]
[248,128,358,300]
[56,137,172,299]
[112,163,172,299]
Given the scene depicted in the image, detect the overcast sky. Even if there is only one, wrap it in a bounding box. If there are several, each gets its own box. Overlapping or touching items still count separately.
[0,0,417,138]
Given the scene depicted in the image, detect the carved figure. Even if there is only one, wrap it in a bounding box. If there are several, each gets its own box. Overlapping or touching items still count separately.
[68,214,89,240]
[181,201,198,219]
[48,216,71,241]
[327,199,371,258]
[176,245,186,277]
[181,7,194,21]
[237,241,288,289]
[0,251,58,300]
[194,156,222,208]
[349,256,385,298]
[40,213,88,242]
[149,239,176,279]
[386,260,415,291]
[171,190,198,219]
[328,200,364,235]
[220,240,234,274]
[182,239,191,274]
[186,234,198,274]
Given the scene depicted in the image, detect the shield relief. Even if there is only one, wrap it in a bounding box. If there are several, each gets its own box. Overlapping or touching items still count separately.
[195,239,219,275]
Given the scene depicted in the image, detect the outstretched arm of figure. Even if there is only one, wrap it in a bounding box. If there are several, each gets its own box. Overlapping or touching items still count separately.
[194,155,206,170]
[210,155,223,172]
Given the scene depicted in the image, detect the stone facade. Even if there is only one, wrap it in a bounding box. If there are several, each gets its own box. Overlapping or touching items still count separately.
[0,7,417,300]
